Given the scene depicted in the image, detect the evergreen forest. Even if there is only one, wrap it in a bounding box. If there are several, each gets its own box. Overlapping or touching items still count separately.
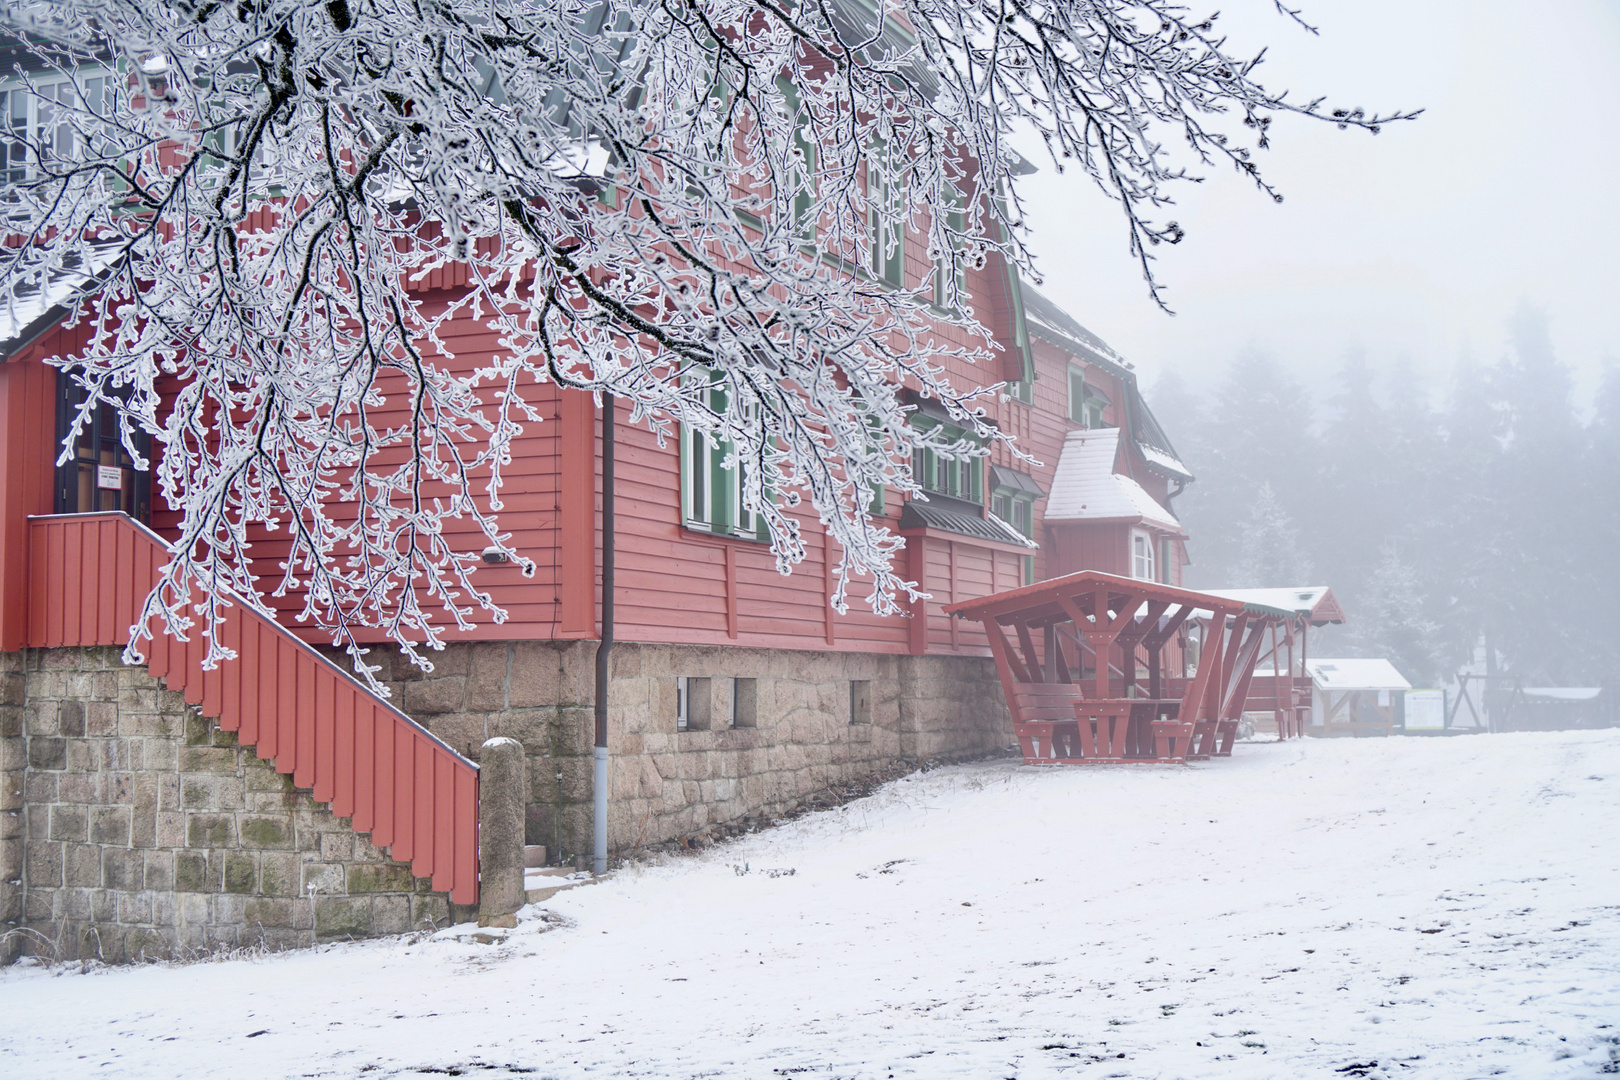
[1149,305,1618,691]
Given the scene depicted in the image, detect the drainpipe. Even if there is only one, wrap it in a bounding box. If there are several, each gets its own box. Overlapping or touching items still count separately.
[592,393,613,876]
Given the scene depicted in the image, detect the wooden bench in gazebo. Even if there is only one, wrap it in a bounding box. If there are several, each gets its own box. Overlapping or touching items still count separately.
[944,571,1293,765]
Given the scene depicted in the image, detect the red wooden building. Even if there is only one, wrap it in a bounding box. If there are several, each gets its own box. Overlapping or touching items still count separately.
[0,59,1201,956]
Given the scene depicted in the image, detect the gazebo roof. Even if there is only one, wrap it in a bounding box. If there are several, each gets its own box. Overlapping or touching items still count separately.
[943,569,1291,628]
[1200,586,1345,626]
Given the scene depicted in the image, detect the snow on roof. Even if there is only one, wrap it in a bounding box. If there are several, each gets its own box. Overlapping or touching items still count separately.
[1521,687,1603,702]
[1202,587,1345,624]
[1043,427,1182,532]
[1307,659,1412,692]
[0,242,120,359]
[1138,443,1193,481]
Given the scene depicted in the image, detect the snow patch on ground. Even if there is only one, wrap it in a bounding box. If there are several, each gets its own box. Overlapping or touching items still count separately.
[3,730,1618,1078]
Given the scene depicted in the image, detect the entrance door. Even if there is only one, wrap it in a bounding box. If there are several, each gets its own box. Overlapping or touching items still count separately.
[54,371,151,520]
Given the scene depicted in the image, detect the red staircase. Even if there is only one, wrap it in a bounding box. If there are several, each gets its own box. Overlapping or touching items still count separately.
[25,512,479,905]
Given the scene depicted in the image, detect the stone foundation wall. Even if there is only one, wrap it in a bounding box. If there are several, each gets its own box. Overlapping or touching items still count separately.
[350,640,1011,863]
[2,647,447,964]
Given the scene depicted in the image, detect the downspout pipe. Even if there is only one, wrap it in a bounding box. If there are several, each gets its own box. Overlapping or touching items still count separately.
[592,393,613,876]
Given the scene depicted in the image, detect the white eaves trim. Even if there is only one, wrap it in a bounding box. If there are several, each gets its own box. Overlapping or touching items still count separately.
[1043,427,1182,533]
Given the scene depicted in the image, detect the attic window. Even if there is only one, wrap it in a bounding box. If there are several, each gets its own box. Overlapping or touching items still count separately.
[1067,367,1109,428]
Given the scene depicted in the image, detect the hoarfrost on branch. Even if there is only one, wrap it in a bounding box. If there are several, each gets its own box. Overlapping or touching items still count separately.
[0,0,1412,684]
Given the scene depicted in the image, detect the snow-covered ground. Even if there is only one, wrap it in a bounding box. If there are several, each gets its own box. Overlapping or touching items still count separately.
[4,730,1618,1079]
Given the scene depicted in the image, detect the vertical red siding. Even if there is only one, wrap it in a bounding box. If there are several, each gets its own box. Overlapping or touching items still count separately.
[22,512,480,905]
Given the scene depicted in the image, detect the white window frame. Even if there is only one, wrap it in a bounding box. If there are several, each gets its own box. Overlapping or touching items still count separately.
[1068,366,1106,428]
[680,372,767,540]
[866,145,902,287]
[0,68,113,189]
[1131,529,1156,581]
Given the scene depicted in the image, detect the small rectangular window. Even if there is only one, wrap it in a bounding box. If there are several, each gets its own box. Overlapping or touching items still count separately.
[849,680,872,725]
[1131,530,1155,581]
[1158,536,1173,584]
[867,148,903,287]
[681,372,768,540]
[677,676,711,732]
[731,677,757,728]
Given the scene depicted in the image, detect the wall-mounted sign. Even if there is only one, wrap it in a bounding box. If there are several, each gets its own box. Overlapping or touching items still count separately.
[96,465,123,491]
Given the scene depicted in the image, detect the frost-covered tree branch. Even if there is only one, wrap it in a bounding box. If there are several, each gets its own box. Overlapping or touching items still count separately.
[0,0,1414,686]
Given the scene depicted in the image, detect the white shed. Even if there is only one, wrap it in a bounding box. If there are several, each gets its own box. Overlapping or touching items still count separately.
[1306,658,1412,737]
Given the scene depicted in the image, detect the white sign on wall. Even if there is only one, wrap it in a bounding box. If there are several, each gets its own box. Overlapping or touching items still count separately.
[96,465,123,491]
[1405,689,1445,731]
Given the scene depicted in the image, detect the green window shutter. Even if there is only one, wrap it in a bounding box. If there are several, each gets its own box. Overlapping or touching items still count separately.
[1068,367,1087,425]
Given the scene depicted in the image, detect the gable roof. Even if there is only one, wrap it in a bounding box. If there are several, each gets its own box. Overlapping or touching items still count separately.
[1043,427,1182,533]
[1019,285,1192,482]
[1201,586,1345,626]
[1307,658,1411,692]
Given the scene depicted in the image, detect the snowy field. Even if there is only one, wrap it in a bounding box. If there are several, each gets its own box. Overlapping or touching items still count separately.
[3,730,1618,1079]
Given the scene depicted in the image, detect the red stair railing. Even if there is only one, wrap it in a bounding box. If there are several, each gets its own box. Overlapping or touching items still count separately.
[25,512,479,905]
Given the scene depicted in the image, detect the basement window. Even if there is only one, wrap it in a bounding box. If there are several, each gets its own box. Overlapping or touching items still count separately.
[731,677,757,728]
[850,680,872,725]
[676,676,712,732]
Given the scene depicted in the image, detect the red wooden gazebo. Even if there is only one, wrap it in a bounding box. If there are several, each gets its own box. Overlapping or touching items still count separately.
[944,571,1296,764]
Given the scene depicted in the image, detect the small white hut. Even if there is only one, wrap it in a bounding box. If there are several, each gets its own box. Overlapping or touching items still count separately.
[1306,658,1412,737]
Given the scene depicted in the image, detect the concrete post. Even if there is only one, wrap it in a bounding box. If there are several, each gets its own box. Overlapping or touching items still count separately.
[477,737,527,928]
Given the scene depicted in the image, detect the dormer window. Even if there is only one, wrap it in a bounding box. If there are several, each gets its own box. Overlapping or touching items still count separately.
[1067,366,1109,428]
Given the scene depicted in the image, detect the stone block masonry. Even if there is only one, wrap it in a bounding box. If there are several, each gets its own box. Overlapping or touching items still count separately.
[346,640,1011,865]
[2,647,447,964]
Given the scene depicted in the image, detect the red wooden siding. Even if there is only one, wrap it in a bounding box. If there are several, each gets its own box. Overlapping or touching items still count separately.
[24,511,479,905]
[0,353,62,650]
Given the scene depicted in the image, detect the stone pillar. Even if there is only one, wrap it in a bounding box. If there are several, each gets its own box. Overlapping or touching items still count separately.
[0,651,23,962]
[477,737,527,928]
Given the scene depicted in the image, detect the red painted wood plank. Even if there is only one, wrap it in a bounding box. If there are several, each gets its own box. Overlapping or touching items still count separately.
[242,614,266,748]
[294,650,317,788]
[373,705,398,848]
[63,520,85,647]
[390,725,415,863]
[200,632,224,718]
[353,699,377,834]
[218,611,241,732]
[97,518,118,644]
[413,737,436,879]
[332,683,355,819]
[312,666,335,803]
[451,765,477,905]
[114,519,136,645]
[273,636,298,770]
[432,750,455,892]
[26,522,46,647]
[145,549,171,680]
[46,521,68,647]
[181,603,206,705]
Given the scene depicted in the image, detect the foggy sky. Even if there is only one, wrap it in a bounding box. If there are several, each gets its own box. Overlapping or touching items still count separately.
[1013,0,1620,410]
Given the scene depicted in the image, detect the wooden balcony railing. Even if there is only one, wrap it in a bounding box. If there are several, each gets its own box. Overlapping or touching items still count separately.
[25,512,479,905]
